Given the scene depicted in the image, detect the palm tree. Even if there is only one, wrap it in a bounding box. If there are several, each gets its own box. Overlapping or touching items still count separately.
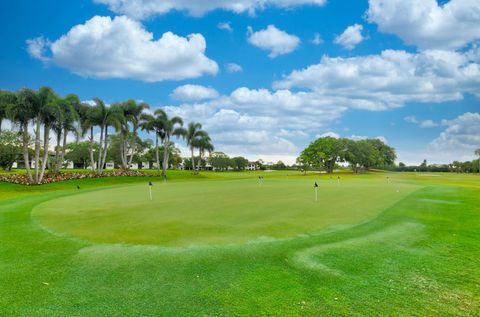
[77,102,96,170]
[123,100,149,167]
[89,98,122,173]
[158,111,185,176]
[0,90,17,133]
[140,112,165,172]
[50,95,79,173]
[185,122,207,174]
[52,99,66,174]
[7,89,36,183]
[38,98,63,183]
[111,102,129,169]
[196,134,214,169]
[32,86,59,184]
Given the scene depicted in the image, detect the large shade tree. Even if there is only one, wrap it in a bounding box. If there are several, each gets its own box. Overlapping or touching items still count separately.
[299,136,395,173]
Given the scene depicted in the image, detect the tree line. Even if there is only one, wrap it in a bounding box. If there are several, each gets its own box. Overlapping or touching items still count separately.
[0,87,213,184]
[391,155,480,173]
[297,136,396,173]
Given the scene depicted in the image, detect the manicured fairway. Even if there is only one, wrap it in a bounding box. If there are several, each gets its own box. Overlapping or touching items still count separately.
[1,171,479,316]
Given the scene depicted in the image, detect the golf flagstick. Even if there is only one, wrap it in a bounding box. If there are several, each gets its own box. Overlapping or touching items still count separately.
[148,181,153,201]
[314,181,319,202]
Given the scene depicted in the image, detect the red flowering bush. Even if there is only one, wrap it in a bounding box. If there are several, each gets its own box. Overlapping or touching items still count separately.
[0,170,161,185]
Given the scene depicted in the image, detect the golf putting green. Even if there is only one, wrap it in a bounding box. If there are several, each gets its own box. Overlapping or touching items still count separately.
[32,178,420,246]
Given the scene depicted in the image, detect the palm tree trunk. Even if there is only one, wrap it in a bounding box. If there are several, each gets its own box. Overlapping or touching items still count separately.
[198,149,203,171]
[89,127,95,171]
[39,125,50,184]
[124,139,128,168]
[22,124,33,183]
[128,129,137,166]
[119,133,126,170]
[97,125,104,173]
[190,147,196,174]
[55,130,61,173]
[60,127,68,170]
[33,119,41,183]
[100,126,109,173]
[155,133,160,173]
[162,138,169,176]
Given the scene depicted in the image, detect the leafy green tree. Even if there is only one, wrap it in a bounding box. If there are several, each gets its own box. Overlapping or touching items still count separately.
[296,156,308,174]
[299,136,346,173]
[272,160,287,170]
[0,130,22,170]
[65,141,99,168]
[353,139,378,171]
[365,138,396,167]
[210,152,231,171]
[183,156,207,170]
[231,156,249,170]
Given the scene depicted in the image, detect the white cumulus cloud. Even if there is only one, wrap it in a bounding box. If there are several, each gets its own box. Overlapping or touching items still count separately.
[170,84,219,101]
[274,49,480,110]
[367,0,480,50]
[334,24,364,50]
[217,22,233,32]
[312,33,323,45]
[94,0,327,19]
[226,63,243,73]
[428,112,480,161]
[404,116,440,128]
[247,25,300,58]
[26,15,218,82]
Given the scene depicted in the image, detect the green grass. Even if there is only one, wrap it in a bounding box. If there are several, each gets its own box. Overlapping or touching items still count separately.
[1,170,479,316]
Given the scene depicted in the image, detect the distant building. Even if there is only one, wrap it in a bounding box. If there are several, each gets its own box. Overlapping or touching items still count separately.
[246,162,257,171]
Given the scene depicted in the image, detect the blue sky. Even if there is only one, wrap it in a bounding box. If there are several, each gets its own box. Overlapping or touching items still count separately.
[1,0,479,164]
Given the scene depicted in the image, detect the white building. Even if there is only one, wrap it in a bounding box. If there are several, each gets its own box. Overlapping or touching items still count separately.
[246,162,257,171]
